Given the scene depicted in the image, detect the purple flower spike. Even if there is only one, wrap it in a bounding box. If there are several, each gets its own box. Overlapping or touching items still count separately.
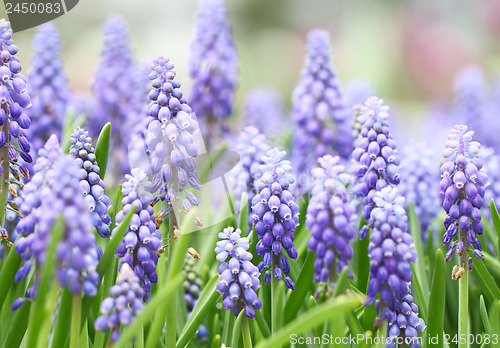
[351,96,401,230]
[69,127,112,238]
[114,168,162,301]
[27,23,70,152]
[145,56,201,209]
[215,227,261,319]
[292,29,352,190]
[94,263,145,342]
[440,125,488,271]
[189,0,238,144]
[13,139,100,309]
[399,143,440,242]
[230,126,270,230]
[243,89,286,142]
[252,148,298,289]
[365,186,424,345]
[386,293,426,348]
[306,155,356,284]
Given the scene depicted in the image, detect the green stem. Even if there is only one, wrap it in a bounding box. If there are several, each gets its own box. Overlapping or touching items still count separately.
[271,256,280,334]
[242,316,252,348]
[136,325,144,348]
[70,295,82,348]
[458,228,469,348]
[0,107,10,228]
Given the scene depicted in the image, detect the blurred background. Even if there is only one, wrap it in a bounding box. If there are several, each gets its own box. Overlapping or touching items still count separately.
[2,0,500,149]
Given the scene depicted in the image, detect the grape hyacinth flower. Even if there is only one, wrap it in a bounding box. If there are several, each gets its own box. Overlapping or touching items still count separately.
[306,155,356,284]
[215,227,261,319]
[0,19,33,226]
[69,127,112,238]
[12,144,100,309]
[90,15,137,175]
[145,56,201,221]
[184,254,208,338]
[251,148,299,289]
[189,0,238,147]
[364,186,424,344]
[94,263,145,342]
[351,97,401,239]
[440,125,488,273]
[399,143,440,242]
[230,126,269,227]
[27,23,70,152]
[292,29,351,189]
[386,293,426,348]
[114,168,163,301]
[243,89,286,142]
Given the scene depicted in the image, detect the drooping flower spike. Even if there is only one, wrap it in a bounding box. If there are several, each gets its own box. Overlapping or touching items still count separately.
[306,155,356,284]
[189,0,238,145]
[114,168,163,301]
[145,56,201,218]
[364,186,425,345]
[215,227,261,319]
[13,138,100,310]
[399,142,440,242]
[231,126,269,230]
[440,125,488,271]
[94,263,145,342]
[0,19,33,181]
[292,29,352,188]
[69,127,112,238]
[27,23,70,152]
[251,148,299,290]
[351,96,401,239]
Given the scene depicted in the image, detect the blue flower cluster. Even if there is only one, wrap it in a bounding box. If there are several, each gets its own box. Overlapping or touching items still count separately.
[0,19,33,173]
[69,127,111,238]
[386,293,426,348]
[399,143,440,242]
[27,23,70,152]
[231,126,269,228]
[215,227,261,319]
[441,125,488,267]
[13,136,100,309]
[94,263,145,342]
[184,255,208,338]
[189,0,238,141]
[145,56,201,209]
[306,155,355,283]
[364,186,424,345]
[351,96,401,239]
[292,29,352,185]
[251,148,298,290]
[243,89,286,141]
[114,168,163,301]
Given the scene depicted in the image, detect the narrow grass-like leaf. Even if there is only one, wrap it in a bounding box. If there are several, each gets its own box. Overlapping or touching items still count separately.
[61,110,85,153]
[1,301,30,348]
[471,259,500,303]
[408,203,430,302]
[198,144,228,183]
[113,273,183,348]
[0,247,22,311]
[490,301,500,336]
[490,199,500,236]
[332,267,349,298]
[283,252,315,324]
[51,288,72,348]
[238,191,249,234]
[231,309,245,348]
[177,275,221,347]
[94,122,111,180]
[411,263,428,321]
[25,217,64,348]
[483,253,500,279]
[221,309,233,346]
[254,294,361,348]
[254,305,271,338]
[426,249,445,347]
[480,295,492,335]
[353,216,369,291]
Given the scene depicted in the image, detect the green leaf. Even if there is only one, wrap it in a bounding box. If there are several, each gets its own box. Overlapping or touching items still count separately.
[471,259,500,303]
[425,249,446,348]
[411,263,428,321]
[95,122,111,180]
[353,215,370,291]
[50,288,73,348]
[254,305,271,338]
[0,247,22,311]
[238,191,249,235]
[283,252,315,323]
[113,273,183,348]
[61,110,85,153]
[231,309,245,348]
[1,300,30,348]
[25,216,64,348]
[483,252,500,279]
[408,203,430,302]
[177,275,221,347]
[254,294,361,348]
[490,199,500,236]
[332,267,350,298]
[490,301,500,336]
[479,295,492,335]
